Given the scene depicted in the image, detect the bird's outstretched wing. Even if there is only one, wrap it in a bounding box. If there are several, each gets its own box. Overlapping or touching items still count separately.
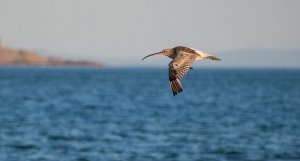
[168,51,197,96]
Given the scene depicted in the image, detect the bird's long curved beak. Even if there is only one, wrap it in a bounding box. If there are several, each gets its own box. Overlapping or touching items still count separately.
[207,55,221,61]
[141,52,161,61]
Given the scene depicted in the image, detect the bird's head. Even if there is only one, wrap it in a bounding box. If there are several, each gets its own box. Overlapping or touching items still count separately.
[142,48,173,60]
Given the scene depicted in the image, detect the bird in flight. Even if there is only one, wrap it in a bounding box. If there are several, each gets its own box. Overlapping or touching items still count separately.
[142,46,221,96]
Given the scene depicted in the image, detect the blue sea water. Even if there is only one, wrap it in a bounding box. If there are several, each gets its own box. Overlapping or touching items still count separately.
[0,67,299,161]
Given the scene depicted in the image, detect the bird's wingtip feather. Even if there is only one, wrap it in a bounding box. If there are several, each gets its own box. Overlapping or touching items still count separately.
[169,79,183,96]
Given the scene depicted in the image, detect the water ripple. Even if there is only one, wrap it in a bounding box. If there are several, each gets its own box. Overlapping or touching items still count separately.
[0,68,300,161]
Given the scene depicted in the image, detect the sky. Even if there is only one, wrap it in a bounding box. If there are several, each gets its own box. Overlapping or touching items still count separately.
[0,0,300,68]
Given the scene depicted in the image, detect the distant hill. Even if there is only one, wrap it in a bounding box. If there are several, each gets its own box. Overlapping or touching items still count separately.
[0,45,103,67]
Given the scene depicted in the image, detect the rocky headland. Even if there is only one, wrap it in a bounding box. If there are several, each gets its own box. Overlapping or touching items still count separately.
[0,45,103,67]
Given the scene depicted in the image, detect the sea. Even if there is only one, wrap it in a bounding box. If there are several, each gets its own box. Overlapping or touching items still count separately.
[0,67,299,161]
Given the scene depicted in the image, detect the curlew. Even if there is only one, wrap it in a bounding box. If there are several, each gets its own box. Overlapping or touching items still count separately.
[142,46,221,96]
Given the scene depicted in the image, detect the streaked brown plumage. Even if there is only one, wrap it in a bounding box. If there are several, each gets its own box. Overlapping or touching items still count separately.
[142,46,221,96]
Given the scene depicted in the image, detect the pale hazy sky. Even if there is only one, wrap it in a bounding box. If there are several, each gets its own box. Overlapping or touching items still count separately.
[0,0,300,67]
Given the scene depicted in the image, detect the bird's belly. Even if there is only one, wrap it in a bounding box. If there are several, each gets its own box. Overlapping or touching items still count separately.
[194,56,204,61]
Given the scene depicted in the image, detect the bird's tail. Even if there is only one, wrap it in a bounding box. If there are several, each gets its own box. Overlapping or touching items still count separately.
[169,79,183,96]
